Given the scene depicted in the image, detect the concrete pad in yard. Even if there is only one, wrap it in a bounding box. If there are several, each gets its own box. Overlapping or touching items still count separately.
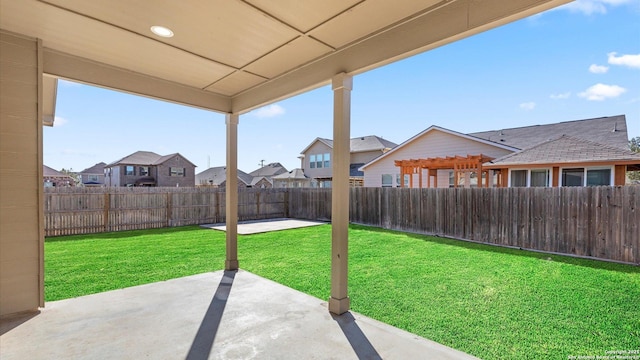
[1,270,478,360]
[200,218,327,235]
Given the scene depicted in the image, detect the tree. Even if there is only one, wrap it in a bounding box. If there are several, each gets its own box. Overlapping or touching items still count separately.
[60,168,82,186]
[631,136,640,153]
[629,136,640,182]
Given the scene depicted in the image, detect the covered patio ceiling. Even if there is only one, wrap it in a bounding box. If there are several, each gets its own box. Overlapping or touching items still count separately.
[1,0,570,116]
[0,0,573,318]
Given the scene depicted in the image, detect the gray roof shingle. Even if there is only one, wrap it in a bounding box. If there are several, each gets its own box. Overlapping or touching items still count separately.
[106,151,196,167]
[487,135,640,166]
[195,166,252,186]
[43,165,67,177]
[80,162,106,174]
[272,169,308,180]
[306,135,397,154]
[248,162,288,177]
[470,115,628,150]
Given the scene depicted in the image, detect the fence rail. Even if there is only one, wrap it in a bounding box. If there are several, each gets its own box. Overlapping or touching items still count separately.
[44,186,639,264]
[44,187,286,236]
[288,186,639,264]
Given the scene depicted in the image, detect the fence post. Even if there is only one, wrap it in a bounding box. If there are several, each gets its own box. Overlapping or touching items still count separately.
[166,192,172,227]
[284,189,289,218]
[103,192,110,232]
[256,191,261,217]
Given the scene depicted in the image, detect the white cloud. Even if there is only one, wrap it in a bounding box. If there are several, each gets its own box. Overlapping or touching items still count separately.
[578,83,626,101]
[252,104,285,118]
[589,64,609,73]
[519,102,536,111]
[53,116,69,127]
[607,52,640,69]
[550,92,571,100]
[559,0,633,15]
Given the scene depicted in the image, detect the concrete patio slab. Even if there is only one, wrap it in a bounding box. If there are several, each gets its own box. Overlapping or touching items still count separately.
[200,218,327,235]
[1,270,478,360]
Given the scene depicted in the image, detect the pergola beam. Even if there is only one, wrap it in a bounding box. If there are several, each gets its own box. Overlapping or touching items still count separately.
[395,154,494,188]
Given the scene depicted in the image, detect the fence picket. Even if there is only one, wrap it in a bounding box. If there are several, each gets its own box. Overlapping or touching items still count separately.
[44,186,639,264]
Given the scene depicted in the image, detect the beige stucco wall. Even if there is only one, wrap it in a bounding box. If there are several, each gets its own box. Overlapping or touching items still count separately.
[0,31,44,316]
[363,129,513,187]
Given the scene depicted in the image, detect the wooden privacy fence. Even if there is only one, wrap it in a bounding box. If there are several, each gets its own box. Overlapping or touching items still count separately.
[44,187,287,236]
[288,186,639,264]
[45,186,639,264]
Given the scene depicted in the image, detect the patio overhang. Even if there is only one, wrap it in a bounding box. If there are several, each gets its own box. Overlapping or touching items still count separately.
[1,0,571,115]
[0,0,573,318]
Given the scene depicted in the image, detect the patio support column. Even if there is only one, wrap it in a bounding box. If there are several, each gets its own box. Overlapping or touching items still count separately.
[329,72,352,315]
[225,113,239,270]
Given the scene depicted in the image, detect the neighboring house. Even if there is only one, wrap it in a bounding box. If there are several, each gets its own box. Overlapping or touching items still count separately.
[104,151,196,187]
[195,166,254,188]
[247,162,288,188]
[79,162,106,187]
[299,135,397,187]
[484,135,640,187]
[272,168,310,188]
[43,165,76,187]
[197,163,289,188]
[362,115,640,188]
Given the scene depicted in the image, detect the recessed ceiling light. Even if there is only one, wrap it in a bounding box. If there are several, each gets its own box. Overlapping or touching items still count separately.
[150,25,174,38]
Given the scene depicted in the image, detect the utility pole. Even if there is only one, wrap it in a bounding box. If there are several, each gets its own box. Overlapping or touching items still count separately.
[258,159,266,167]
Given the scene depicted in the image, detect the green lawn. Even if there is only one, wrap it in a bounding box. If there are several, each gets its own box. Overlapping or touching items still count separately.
[45,224,640,359]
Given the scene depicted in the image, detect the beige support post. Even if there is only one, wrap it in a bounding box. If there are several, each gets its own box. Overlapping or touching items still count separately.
[225,113,239,270]
[329,73,352,315]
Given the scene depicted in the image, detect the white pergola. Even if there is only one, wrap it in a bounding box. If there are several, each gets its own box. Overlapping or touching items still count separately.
[0,0,571,317]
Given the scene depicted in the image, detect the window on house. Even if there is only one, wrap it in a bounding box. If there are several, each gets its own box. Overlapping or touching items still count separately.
[310,155,316,168]
[587,168,611,186]
[125,165,135,176]
[511,170,527,187]
[316,154,324,169]
[562,168,584,187]
[139,166,149,176]
[170,167,185,177]
[382,174,393,187]
[448,171,455,188]
[88,175,99,182]
[323,153,330,168]
[530,169,549,187]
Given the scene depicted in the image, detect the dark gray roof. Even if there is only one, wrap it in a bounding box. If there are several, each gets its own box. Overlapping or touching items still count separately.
[350,163,365,177]
[195,166,252,186]
[106,151,162,166]
[305,135,397,154]
[470,115,628,150]
[488,135,640,166]
[249,176,273,186]
[249,162,288,177]
[272,168,308,180]
[80,162,106,174]
[106,151,196,167]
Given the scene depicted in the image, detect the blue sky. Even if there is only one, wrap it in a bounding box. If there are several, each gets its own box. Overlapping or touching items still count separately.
[45,0,640,174]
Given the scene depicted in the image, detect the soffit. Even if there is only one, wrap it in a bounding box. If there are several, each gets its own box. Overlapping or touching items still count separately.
[0,0,572,114]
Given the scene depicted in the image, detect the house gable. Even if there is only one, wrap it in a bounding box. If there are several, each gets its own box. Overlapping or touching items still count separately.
[362,126,516,187]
